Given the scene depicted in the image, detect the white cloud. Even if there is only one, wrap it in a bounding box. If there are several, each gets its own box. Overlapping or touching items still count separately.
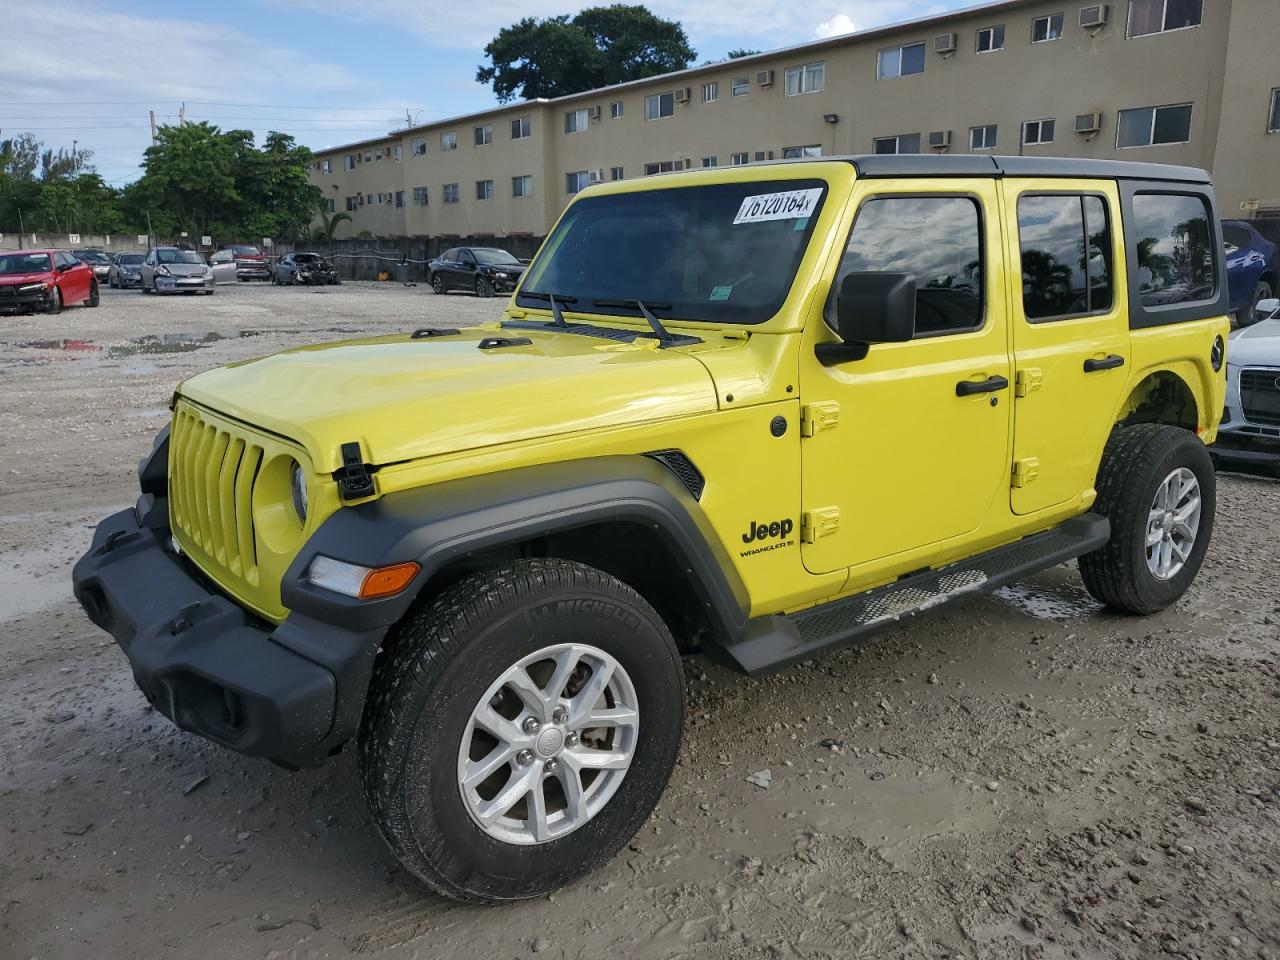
[815,13,860,38]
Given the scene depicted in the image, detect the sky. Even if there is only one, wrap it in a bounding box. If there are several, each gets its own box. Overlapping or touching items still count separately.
[0,0,969,187]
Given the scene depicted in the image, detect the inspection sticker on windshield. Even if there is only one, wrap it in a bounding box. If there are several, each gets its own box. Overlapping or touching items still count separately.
[732,188,822,225]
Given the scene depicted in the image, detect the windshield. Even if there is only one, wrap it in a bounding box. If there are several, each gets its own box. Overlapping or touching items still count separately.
[295,253,322,263]
[0,253,52,274]
[157,249,203,265]
[473,248,521,266]
[116,254,144,265]
[231,245,262,256]
[518,179,827,325]
[75,251,110,264]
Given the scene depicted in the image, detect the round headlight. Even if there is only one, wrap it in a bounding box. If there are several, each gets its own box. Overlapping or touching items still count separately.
[290,461,309,522]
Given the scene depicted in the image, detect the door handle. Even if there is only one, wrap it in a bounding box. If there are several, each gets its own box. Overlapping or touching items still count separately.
[955,375,1009,397]
[1083,354,1125,373]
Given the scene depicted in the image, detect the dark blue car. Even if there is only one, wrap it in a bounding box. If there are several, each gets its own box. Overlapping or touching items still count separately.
[1222,219,1276,325]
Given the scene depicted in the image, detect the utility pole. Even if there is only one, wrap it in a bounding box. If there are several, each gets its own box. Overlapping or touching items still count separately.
[179,103,185,127]
[17,206,25,249]
[405,108,412,128]
[72,139,78,174]
[150,110,157,144]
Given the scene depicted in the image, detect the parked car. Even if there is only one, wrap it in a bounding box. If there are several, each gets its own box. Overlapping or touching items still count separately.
[76,155,1230,904]
[272,252,341,285]
[1222,219,1276,325]
[215,244,272,281]
[73,249,112,283]
[206,249,240,285]
[0,248,99,314]
[108,252,145,289]
[1215,296,1280,473]
[139,247,215,295]
[427,246,526,297]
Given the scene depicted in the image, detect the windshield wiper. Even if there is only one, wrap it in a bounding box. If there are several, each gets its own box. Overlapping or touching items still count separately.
[519,290,578,328]
[591,299,701,348]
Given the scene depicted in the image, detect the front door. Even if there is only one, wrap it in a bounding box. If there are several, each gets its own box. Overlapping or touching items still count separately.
[1002,180,1131,515]
[799,181,1013,575]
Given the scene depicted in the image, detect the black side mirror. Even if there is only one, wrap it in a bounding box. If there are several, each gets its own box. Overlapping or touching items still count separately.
[816,272,916,366]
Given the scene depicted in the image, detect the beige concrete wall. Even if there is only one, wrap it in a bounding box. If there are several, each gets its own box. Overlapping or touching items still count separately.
[307,0,1273,239]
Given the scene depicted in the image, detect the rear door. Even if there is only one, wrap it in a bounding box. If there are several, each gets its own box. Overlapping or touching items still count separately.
[1004,179,1130,515]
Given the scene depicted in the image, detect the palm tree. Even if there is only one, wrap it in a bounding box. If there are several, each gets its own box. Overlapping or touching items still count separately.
[313,200,352,241]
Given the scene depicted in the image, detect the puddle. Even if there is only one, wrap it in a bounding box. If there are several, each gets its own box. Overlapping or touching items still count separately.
[991,581,1101,621]
[14,327,366,360]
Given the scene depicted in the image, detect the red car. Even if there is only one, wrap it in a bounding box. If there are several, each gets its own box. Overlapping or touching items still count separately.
[0,248,100,314]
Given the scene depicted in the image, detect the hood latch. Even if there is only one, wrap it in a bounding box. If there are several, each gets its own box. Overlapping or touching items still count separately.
[337,441,377,501]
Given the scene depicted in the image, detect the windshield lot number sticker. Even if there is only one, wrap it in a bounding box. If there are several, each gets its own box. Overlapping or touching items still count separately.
[733,188,822,225]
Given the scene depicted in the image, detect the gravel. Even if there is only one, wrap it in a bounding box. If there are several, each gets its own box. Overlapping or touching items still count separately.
[2,282,1279,959]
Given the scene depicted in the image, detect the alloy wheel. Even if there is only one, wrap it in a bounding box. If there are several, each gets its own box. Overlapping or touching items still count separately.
[1145,466,1201,580]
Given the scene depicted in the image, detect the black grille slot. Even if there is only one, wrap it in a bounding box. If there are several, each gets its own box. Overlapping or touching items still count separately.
[646,450,705,500]
[1240,369,1280,426]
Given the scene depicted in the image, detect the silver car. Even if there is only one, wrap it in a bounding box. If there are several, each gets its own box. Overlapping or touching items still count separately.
[1215,297,1280,475]
[206,249,241,285]
[140,247,215,295]
[108,252,145,288]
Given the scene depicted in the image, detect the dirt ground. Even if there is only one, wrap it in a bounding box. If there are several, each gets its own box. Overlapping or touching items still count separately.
[1,283,1277,960]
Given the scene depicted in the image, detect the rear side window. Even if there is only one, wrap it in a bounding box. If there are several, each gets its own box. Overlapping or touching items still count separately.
[1131,193,1216,308]
[1017,194,1113,320]
[839,196,983,335]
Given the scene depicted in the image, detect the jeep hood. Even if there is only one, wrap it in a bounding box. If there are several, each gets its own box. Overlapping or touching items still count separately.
[1228,317,1280,368]
[178,326,719,471]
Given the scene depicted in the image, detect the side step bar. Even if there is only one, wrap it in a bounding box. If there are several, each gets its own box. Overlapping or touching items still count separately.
[716,513,1110,676]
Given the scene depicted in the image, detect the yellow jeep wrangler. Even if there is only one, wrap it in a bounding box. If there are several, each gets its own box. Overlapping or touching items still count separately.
[74,155,1229,902]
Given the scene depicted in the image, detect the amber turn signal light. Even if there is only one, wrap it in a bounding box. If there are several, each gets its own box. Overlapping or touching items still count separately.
[358,562,421,599]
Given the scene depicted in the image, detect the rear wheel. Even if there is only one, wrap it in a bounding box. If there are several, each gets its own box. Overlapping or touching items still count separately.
[1080,424,1215,614]
[359,558,684,903]
[1238,279,1273,326]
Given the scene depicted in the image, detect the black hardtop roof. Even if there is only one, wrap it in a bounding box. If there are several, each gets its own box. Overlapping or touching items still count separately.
[786,154,1211,184]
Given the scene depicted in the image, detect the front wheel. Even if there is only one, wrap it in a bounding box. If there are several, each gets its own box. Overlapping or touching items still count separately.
[475,276,493,298]
[431,273,446,295]
[46,286,62,314]
[86,281,100,307]
[1237,280,1274,326]
[1080,424,1215,615]
[359,558,684,903]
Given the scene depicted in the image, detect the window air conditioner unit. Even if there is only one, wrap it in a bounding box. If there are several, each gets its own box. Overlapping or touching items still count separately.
[588,105,602,120]
[1079,4,1109,29]
[1075,111,1103,134]
[674,86,691,104]
[928,130,952,149]
[756,70,774,87]
[589,169,603,183]
[934,32,957,53]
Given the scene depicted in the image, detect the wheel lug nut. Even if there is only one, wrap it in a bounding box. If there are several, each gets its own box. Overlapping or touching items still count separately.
[552,707,568,724]
[522,717,540,734]
[545,758,559,773]
[565,731,579,747]
[516,749,534,766]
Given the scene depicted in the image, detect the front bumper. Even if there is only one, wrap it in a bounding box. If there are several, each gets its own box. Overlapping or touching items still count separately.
[1213,363,1280,466]
[486,273,521,292]
[236,263,271,280]
[155,275,214,294]
[116,274,141,287]
[72,498,383,768]
[0,285,53,312]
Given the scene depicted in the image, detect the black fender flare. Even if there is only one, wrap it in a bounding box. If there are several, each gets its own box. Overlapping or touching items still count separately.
[280,456,750,641]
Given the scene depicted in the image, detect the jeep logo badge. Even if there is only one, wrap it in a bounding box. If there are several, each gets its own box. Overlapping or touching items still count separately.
[743,518,794,543]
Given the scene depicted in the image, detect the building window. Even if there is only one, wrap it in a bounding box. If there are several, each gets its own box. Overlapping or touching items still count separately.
[511,116,531,140]
[610,166,625,180]
[784,61,825,96]
[410,138,426,156]
[345,196,358,211]
[731,77,750,96]
[877,42,926,79]
[1031,13,1064,41]
[343,155,356,171]
[474,124,492,146]
[610,101,624,119]
[730,152,749,165]
[324,198,335,213]
[1131,192,1216,306]
[566,171,591,194]
[645,93,674,120]
[703,81,719,102]
[1270,89,1280,133]
[1127,0,1202,37]
[1116,103,1193,147]
[374,148,384,160]
[565,108,589,133]
[320,158,332,174]
[512,175,532,198]
[441,132,457,151]
[782,145,822,158]
[1022,118,1056,145]
[841,197,984,335]
[393,144,402,162]
[442,183,459,204]
[701,156,718,167]
[412,187,428,206]
[644,160,680,175]
[1018,194,1113,320]
[394,190,404,208]
[872,133,921,154]
[970,125,998,149]
[976,25,1005,51]
[475,180,493,201]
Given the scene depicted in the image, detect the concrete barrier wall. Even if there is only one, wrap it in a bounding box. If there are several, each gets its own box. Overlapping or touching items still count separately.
[283,235,546,282]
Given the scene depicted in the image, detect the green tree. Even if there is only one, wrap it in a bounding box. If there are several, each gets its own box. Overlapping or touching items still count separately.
[313,200,353,241]
[0,132,45,232]
[37,174,124,234]
[477,5,695,102]
[725,48,761,58]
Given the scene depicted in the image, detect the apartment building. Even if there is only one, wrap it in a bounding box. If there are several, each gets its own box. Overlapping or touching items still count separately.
[309,0,1280,242]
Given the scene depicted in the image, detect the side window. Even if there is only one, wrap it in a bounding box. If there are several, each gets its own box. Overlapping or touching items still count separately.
[1017,194,1113,321]
[1131,193,1216,307]
[839,196,984,335]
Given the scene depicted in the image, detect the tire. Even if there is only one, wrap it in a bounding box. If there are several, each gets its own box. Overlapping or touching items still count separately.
[1238,279,1273,326]
[1080,424,1216,615]
[46,286,62,314]
[86,281,99,308]
[359,558,685,903]
[475,277,493,298]
[109,276,117,289]
[431,273,446,295]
